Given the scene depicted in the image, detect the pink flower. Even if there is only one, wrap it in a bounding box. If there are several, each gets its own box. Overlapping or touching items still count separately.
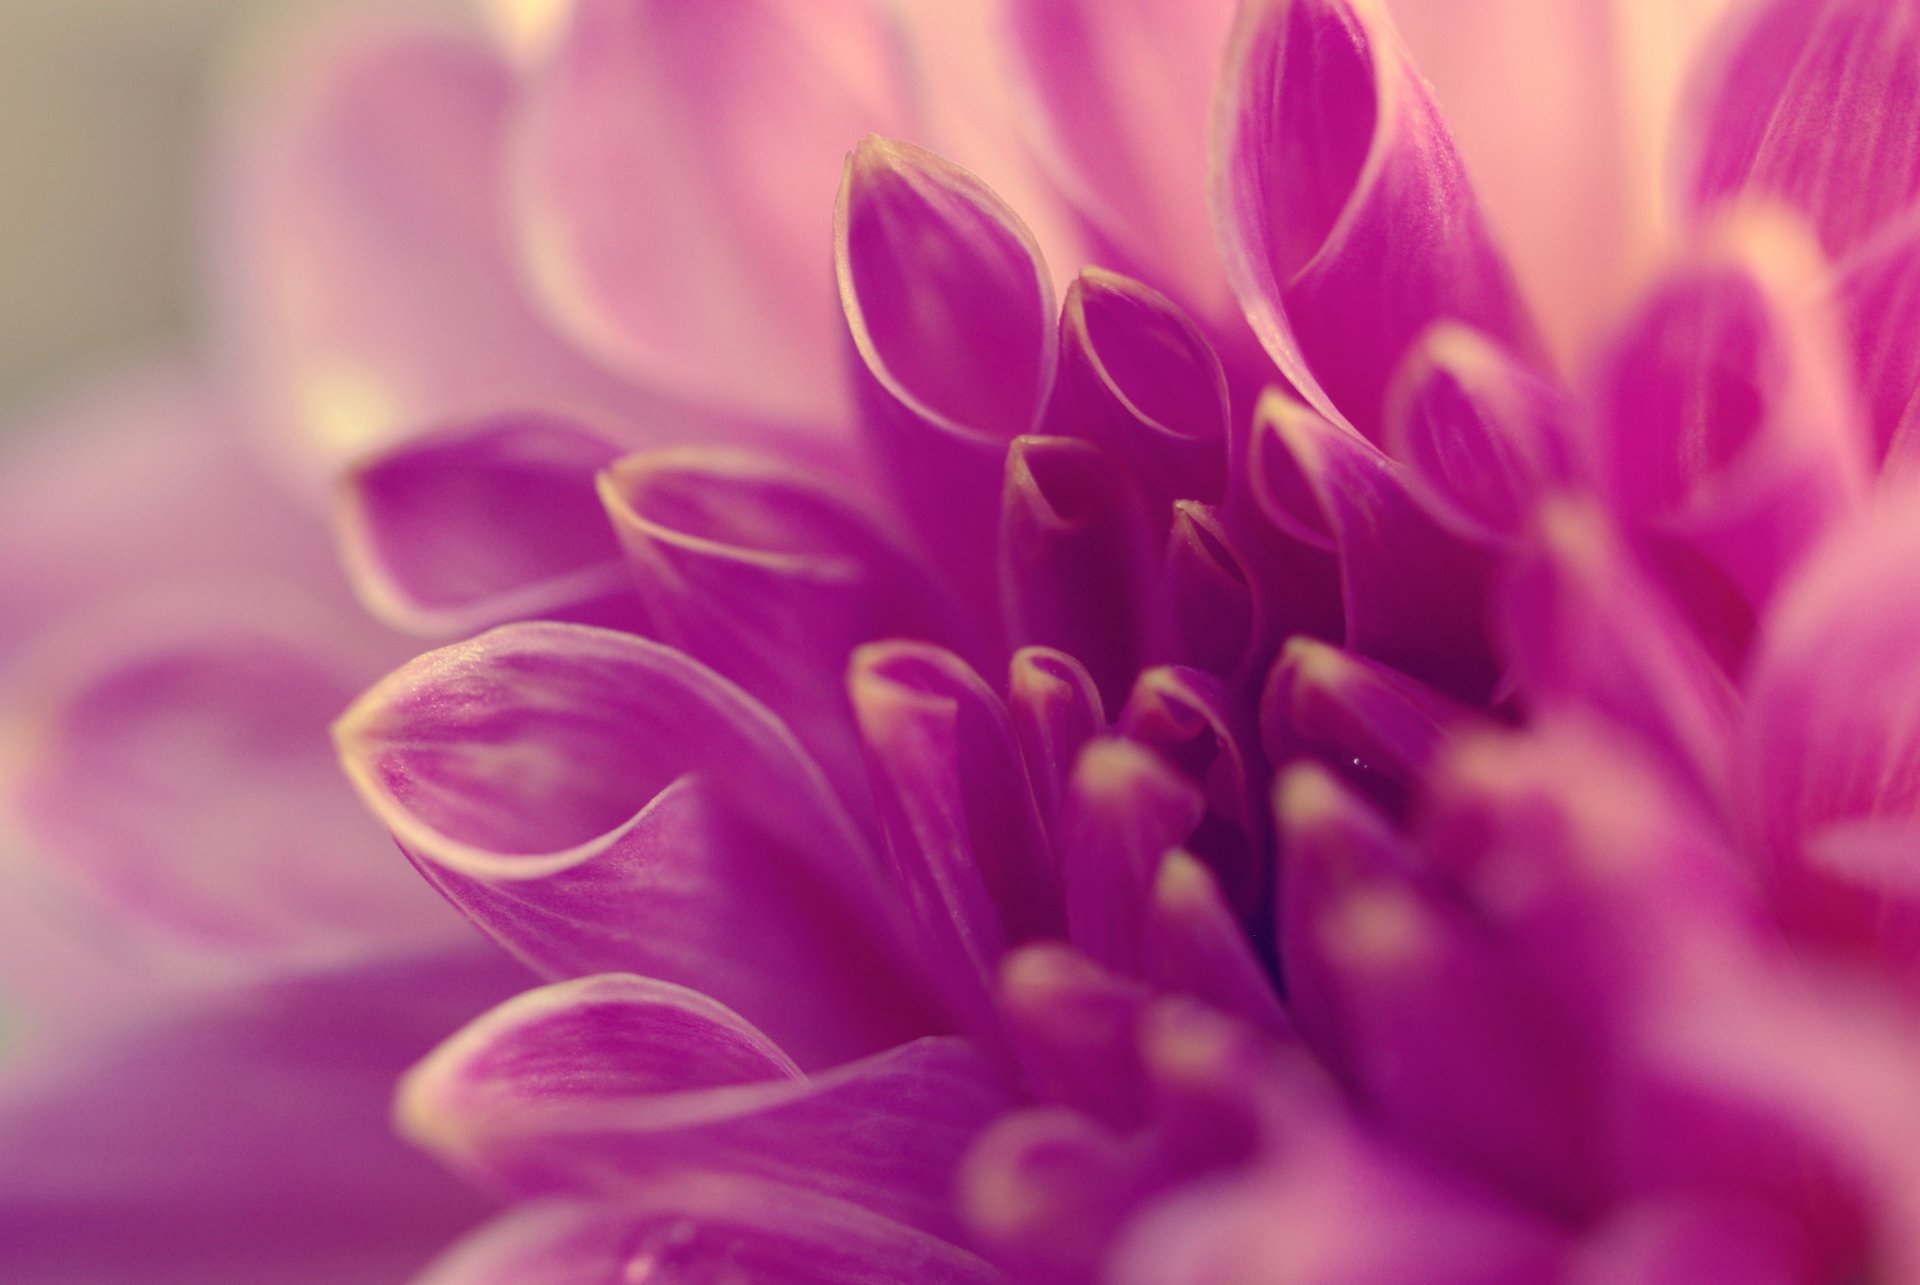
[12,0,1920,1281]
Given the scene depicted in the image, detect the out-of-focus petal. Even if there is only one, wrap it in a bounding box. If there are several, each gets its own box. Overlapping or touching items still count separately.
[1383,322,1580,546]
[401,975,1014,1236]
[1593,212,1869,607]
[1057,739,1207,977]
[0,947,525,1285]
[839,137,1057,598]
[510,0,918,424]
[1000,436,1160,709]
[7,596,447,967]
[1251,393,1497,700]
[210,11,656,482]
[1740,492,1920,963]
[1565,1198,1814,1285]
[1049,269,1231,518]
[1389,0,1733,360]
[1835,215,1920,466]
[338,411,636,637]
[1214,0,1536,439]
[960,1107,1145,1285]
[415,1183,1006,1285]
[335,622,940,1066]
[1002,0,1239,320]
[1006,646,1106,826]
[1501,502,1739,806]
[1143,850,1289,1033]
[1685,0,1920,261]
[997,944,1153,1130]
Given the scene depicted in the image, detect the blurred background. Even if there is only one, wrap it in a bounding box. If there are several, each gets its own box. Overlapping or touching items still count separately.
[0,0,298,423]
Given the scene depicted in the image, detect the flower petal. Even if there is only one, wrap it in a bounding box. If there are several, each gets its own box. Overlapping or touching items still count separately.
[1685,0,1920,261]
[1002,0,1240,319]
[335,622,939,1066]
[1143,851,1290,1034]
[839,137,1057,597]
[416,1184,1006,1285]
[1214,0,1536,439]
[1000,436,1160,709]
[1006,646,1106,825]
[997,944,1153,1129]
[511,0,915,422]
[338,411,636,637]
[1835,217,1920,466]
[400,975,1014,1236]
[1049,268,1232,516]
[1251,393,1497,699]
[1382,322,1580,545]
[210,11,656,481]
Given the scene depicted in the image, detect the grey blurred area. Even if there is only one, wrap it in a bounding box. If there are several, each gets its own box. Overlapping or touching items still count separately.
[0,0,300,424]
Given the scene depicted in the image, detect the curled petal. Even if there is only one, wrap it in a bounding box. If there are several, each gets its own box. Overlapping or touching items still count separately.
[1001,436,1160,709]
[1158,500,1338,684]
[1741,493,1920,960]
[960,1108,1145,1284]
[335,622,937,1066]
[1110,1123,1566,1285]
[1685,0,1920,260]
[1594,213,1870,605]
[416,1182,1005,1285]
[1006,646,1106,825]
[1143,851,1289,1034]
[211,12,655,481]
[1002,0,1240,317]
[850,642,1061,1007]
[1502,502,1739,807]
[399,974,1014,1234]
[1261,636,1476,804]
[1117,667,1265,923]
[512,0,915,422]
[1383,322,1581,545]
[839,137,1057,594]
[7,598,445,963]
[1273,777,1603,1215]
[998,944,1153,1129]
[1050,269,1231,516]
[1214,0,1536,439]
[600,447,957,776]
[1251,393,1497,699]
[338,411,635,637]
[1058,739,1207,976]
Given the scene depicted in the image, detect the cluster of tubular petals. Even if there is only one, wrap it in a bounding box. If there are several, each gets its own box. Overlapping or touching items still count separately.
[19,0,1920,1280]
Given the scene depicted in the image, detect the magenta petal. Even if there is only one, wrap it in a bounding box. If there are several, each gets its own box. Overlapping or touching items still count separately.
[1685,0,1920,261]
[1741,493,1920,956]
[1261,636,1476,802]
[1214,0,1536,439]
[1836,217,1920,465]
[960,1107,1145,1285]
[335,622,939,1066]
[211,12,655,481]
[511,0,916,422]
[1000,436,1161,709]
[1593,214,1870,606]
[1251,393,1497,699]
[839,137,1057,595]
[1111,1125,1565,1285]
[600,447,960,779]
[849,642,1062,1003]
[417,1185,1005,1285]
[1143,851,1290,1034]
[1057,739,1206,976]
[1567,1198,1817,1285]
[998,945,1154,1129]
[1383,322,1580,545]
[1002,0,1240,319]
[1007,646,1107,826]
[401,975,1015,1236]
[1501,502,1738,806]
[339,411,634,636]
[8,604,447,963]
[1050,269,1232,516]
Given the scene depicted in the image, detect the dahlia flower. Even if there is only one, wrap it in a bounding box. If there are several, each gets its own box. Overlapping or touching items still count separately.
[10,0,1920,1280]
